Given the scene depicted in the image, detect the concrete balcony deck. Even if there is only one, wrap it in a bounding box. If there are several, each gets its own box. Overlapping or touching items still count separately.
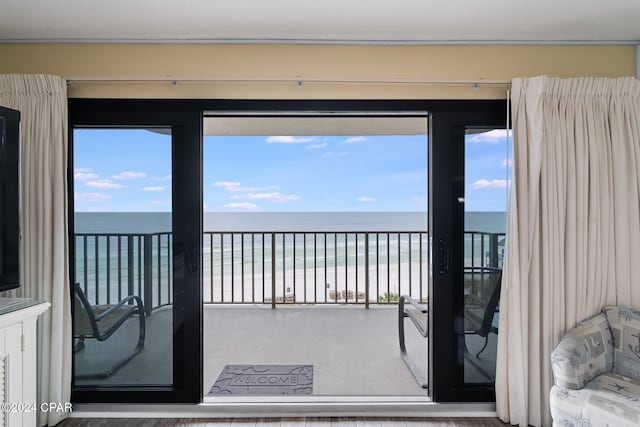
[74,304,496,397]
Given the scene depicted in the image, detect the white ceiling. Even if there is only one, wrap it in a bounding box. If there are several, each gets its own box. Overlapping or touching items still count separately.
[1,0,639,44]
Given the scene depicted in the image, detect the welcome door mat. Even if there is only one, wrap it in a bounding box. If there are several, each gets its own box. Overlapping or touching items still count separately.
[208,364,313,395]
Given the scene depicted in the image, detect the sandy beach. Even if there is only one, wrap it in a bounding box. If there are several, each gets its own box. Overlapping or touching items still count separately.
[202,261,427,304]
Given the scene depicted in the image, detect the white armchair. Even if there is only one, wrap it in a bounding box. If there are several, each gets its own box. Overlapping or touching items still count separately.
[550,306,640,426]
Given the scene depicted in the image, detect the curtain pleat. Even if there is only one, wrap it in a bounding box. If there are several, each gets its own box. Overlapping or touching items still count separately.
[0,74,71,427]
[496,76,640,426]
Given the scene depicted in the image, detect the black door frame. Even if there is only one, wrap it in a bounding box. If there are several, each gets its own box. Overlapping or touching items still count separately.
[69,100,203,403]
[429,109,507,402]
[68,98,506,404]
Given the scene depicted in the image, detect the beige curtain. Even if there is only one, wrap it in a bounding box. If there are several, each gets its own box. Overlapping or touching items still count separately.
[0,74,71,427]
[496,76,640,426]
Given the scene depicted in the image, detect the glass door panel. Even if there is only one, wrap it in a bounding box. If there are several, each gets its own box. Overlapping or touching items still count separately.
[73,128,173,386]
[463,128,510,385]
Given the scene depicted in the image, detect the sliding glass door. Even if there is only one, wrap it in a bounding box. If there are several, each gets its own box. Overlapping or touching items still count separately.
[68,99,507,405]
[429,108,508,402]
[69,102,202,403]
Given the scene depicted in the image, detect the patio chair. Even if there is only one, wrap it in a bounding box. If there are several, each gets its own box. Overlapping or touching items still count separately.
[73,283,146,378]
[464,269,501,357]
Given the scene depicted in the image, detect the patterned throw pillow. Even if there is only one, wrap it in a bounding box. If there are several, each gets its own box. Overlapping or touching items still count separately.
[603,305,640,381]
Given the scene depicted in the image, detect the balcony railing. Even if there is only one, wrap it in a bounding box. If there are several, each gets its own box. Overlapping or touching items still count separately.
[203,231,431,308]
[75,232,173,316]
[74,230,504,312]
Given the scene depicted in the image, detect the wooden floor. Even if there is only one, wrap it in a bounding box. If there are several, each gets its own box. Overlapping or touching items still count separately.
[58,417,508,426]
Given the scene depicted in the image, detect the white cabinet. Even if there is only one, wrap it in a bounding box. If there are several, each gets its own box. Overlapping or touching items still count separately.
[0,300,50,427]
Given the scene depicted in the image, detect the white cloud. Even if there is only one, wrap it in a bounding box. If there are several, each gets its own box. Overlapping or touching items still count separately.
[215,181,296,207]
[113,171,147,180]
[232,192,300,203]
[502,159,513,168]
[214,181,241,188]
[153,174,172,181]
[75,192,111,202]
[471,179,510,190]
[467,129,509,144]
[85,180,125,189]
[214,181,277,192]
[306,142,327,149]
[151,199,171,206]
[356,197,376,203]
[323,151,349,158]
[74,172,99,181]
[345,136,366,143]
[224,202,258,211]
[142,186,165,192]
[266,136,314,144]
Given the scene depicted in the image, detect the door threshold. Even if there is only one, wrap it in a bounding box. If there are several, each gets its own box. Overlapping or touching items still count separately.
[202,395,430,403]
[70,401,497,419]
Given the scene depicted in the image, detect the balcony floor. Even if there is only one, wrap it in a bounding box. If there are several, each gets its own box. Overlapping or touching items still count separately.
[75,304,495,397]
[203,305,427,397]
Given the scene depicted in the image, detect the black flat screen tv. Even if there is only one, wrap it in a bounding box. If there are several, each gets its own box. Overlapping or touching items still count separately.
[0,105,20,292]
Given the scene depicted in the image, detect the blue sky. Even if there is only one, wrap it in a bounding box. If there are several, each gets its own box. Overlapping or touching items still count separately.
[73,129,173,212]
[204,134,427,212]
[73,128,510,212]
[465,129,512,211]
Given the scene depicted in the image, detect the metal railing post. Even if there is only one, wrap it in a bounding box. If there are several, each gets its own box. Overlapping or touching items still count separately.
[106,236,111,303]
[220,234,224,303]
[365,232,370,309]
[82,236,88,295]
[143,234,153,316]
[489,233,499,268]
[271,232,276,309]
[94,236,99,304]
[127,235,134,300]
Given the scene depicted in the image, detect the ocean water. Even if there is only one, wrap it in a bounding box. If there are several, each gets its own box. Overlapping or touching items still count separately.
[75,211,505,234]
[74,211,505,306]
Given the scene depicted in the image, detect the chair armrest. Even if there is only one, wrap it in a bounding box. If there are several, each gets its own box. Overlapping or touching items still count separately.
[399,295,428,337]
[550,312,613,389]
[95,295,145,321]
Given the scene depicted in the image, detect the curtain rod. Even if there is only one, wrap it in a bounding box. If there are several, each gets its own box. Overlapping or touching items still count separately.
[10,38,640,46]
[66,77,511,87]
